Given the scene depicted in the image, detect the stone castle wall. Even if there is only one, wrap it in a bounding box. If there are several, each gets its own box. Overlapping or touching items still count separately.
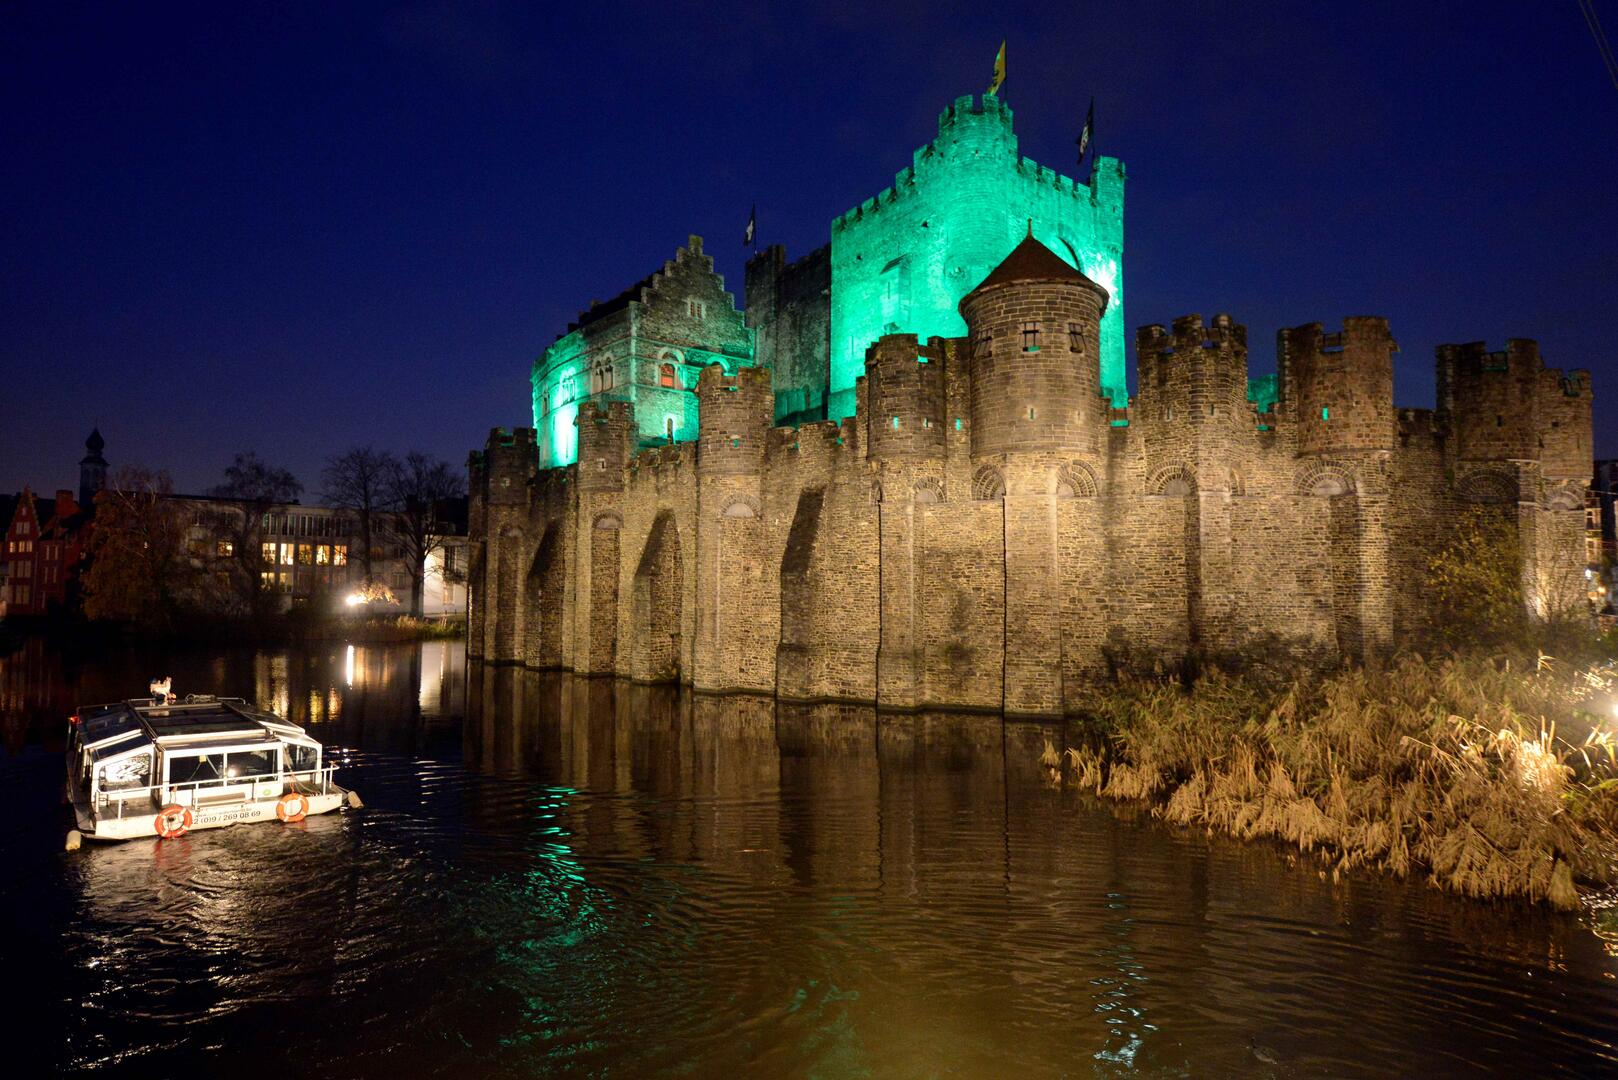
[469,281,1595,716]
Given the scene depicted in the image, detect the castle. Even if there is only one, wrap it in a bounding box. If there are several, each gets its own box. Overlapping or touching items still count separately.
[468,93,1594,716]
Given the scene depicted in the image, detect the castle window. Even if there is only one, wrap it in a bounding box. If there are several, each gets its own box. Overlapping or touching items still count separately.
[688,300,706,319]
[604,364,614,389]
[1068,323,1083,351]
[665,415,677,441]
[972,333,992,360]
[955,417,963,431]
[1496,415,1504,427]
[1021,322,1041,352]
[731,437,741,448]
[660,363,677,388]
[1028,407,1036,420]
[892,416,901,429]
[1321,407,1330,420]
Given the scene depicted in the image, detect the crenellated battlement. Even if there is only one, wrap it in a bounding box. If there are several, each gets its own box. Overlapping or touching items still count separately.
[1278,316,1397,455]
[1436,338,1593,475]
[936,93,1014,138]
[1134,315,1251,433]
[480,426,539,505]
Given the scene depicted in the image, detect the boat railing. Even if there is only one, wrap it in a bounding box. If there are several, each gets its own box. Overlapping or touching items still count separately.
[96,765,339,819]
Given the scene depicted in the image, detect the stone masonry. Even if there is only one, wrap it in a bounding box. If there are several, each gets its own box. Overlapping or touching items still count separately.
[468,228,1596,717]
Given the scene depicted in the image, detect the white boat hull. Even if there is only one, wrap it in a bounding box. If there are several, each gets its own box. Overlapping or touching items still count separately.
[74,790,349,842]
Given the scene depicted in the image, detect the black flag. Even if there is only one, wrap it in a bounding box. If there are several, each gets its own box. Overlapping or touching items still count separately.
[743,204,756,248]
[1076,98,1094,168]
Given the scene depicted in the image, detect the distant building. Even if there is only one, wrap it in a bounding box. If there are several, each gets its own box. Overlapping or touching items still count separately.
[420,495,469,619]
[79,427,108,509]
[169,496,415,613]
[2,487,92,617]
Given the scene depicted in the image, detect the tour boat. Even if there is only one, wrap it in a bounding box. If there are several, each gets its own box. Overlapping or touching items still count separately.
[64,684,360,849]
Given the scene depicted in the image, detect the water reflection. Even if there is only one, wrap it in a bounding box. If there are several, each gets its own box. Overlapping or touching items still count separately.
[457,667,1618,1078]
[2,642,1616,1076]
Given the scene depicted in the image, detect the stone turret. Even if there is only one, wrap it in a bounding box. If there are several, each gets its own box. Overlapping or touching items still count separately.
[696,364,772,476]
[576,401,633,492]
[863,334,946,461]
[481,427,537,505]
[959,228,1109,458]
[1278,317,1397,455]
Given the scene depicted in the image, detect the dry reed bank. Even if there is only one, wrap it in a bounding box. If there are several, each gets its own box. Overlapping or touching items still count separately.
[1053,655,1618,909]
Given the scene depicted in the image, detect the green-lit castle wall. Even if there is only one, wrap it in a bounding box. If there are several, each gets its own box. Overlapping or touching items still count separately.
[825,94,1124,420]
[533,90,1130,460]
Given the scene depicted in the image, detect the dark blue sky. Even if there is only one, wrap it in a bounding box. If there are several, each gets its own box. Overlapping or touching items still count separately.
[4,2,1616,497]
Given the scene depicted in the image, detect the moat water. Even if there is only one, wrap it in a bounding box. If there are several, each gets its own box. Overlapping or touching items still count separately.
[3,637,1617,1077]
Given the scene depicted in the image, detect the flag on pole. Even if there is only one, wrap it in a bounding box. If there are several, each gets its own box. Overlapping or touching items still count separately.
[743,204,756,248]
[987,41,1006,97]
[1076,98,1094,168]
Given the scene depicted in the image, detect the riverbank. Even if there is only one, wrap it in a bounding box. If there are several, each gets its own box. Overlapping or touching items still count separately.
[1054,654,1618,910]
[0,612,464,651]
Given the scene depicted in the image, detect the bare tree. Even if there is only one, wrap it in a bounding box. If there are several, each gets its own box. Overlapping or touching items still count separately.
[208,451,303,620]
[321,446,396,584]
[82,467,200,629]
[381,451,466,617]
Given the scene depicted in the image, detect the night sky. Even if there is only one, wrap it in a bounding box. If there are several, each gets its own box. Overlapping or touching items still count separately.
[4,2,1616,498]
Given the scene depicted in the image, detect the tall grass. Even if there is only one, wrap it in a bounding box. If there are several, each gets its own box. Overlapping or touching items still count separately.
[1055,656,1618,910]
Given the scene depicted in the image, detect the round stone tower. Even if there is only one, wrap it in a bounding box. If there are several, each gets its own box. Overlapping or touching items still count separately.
[959,226,1110,457]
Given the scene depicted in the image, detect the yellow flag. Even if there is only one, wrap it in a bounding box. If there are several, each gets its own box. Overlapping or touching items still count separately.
[988,40,1005,96]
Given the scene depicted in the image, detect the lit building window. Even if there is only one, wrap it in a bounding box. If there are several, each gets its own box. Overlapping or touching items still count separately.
[280,543,295,566]
[660,363,677,388]
[316,545,330,565]
[297,544,313,565]
[1021,322,1041,352]
[218,540,234,557]
[262,542,277,564]
[333,545,348,566]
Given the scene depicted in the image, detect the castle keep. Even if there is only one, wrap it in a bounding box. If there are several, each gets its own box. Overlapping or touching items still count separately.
[469,94,1594,716]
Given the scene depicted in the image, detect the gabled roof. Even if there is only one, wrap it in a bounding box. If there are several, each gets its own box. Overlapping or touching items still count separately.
[962,228,1110,312]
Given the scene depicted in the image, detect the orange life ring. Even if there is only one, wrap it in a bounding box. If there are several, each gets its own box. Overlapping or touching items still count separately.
[154,804,193,839]
[276,791,309,823]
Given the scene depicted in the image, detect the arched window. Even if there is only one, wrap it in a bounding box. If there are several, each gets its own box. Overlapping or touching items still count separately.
[604,364,614,390]
[660,362,677,388]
